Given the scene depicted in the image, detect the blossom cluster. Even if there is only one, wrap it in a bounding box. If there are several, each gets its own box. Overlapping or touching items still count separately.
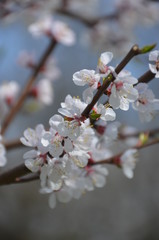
[20,49,159,208]
[0,14,75,119]
[1,0,159,56]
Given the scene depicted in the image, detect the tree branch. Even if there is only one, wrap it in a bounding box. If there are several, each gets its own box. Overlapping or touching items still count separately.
[91,137,159,165]
[4,139,23,150]
[1,39,57,135]
[0,134,159,186]
[138,70,155,84]
[55,8,119,27]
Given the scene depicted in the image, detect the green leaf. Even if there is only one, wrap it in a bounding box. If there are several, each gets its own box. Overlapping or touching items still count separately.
[90,110,101,120]
[140,44,156,54]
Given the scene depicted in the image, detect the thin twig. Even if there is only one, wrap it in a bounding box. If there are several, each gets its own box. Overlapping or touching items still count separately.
[15,173,39,184]
[55,8,119,27]
[138,70,155,84]
[1,39,57,135]
[0,137,159,186]
[91,137,159,165]
[4,139,23,150]
[0,164,30,186]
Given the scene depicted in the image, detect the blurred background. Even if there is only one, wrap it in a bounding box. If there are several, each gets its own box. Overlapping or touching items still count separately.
[0,0,159,239]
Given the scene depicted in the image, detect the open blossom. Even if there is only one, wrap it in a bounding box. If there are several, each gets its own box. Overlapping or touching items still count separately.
[29,15,75,46]
[132,83,159,122]
[58,95,87,119]
[42,58,61,82]
[73,69,100,89]
[0,81,20,106]
[20,124,46,150]
[93,103,116,122]
[108,70,138,111]
[31,79,54,106]
[18,51,35,68]
[120,149,138,179]
[73,69,100,104]
[149,50,159,78]
[97,51,113,74]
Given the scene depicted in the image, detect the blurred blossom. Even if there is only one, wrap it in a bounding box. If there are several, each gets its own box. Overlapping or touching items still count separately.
[28,15,76,46]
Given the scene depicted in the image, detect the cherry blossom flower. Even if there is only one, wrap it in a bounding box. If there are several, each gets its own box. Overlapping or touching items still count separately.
[132,83,159,122]
[20,124,46,150]
[58,95,87,119]
[73,69,100,104]
[42,58,61,82]
[149,50,159,78]
[93,103,116,122]
[18,51,35,68]
[0,81,20,106]
[120,149,138,179]
[97,52,113,74]
[31,79,54,106]
[73,69,100,89]
[29,15,75,46]
[108,70,138,111]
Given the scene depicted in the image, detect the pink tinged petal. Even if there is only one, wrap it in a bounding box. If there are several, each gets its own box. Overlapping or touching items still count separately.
[67,123,80,141]
[41,132,52,147]
[73,71,87,86]
[124,76,138,85]
[57,188,72,203]
[23,128,37,146]
[64,138,73,152]
[94,165,109,176]
[52,21,75,46]
[58,108,73,118]
[118,70,131,78]
[49,193,56,209]
[91,173,106,188]
[25,158,42,172]
[85,178,94,191]
[83,88,94,104]
[49,142,63,157]
[20,137,32,147]
[120,97,129,111]
[49,114,64,128]
[100,52,113,65]
[149,50,159,61]
[35,124,45,137]
[23,150,38,159]
[103,108,116,121]
[109,93,120,109]
[123,167,134,179]
[149,63,157,74]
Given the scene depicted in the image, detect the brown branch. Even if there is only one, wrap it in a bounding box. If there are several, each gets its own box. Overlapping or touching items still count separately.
[119,127,159,139]
[91,137,159,166]
[1,135,159,186]
[138,70,155,84]
[0,163,30,186]
[1,39,57,135]
[82,44,140,117]
[15,173,39,184]
[4,139,23,150]
[55,8,119,27]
